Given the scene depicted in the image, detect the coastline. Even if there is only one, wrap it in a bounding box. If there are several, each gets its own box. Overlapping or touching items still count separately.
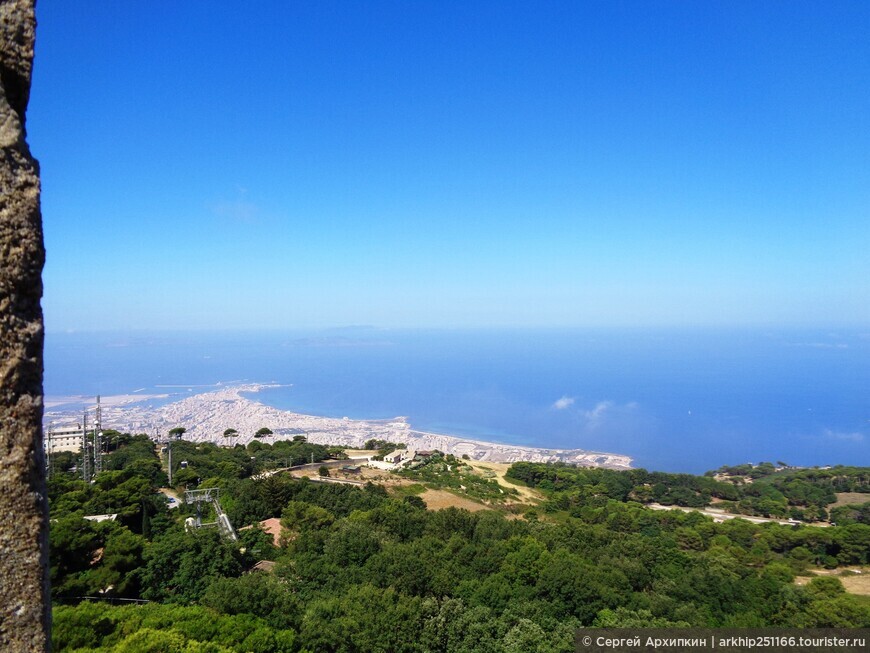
[43,383,633,469]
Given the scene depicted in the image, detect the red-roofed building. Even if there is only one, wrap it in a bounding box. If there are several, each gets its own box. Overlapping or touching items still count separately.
[240,517,284,547]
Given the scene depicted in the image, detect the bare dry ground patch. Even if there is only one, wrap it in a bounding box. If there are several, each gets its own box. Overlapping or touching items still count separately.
[353,466,420,487]
[832,492,869,508]
[418,489,489,512]
[465,460,544,504]
[409,461,541,516]
[290,457,541,515]
[795,567,870,596]
[365,460,538,514]
[343,449,372,458]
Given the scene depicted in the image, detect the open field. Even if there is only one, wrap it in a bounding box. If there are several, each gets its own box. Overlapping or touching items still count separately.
[466,460,543,504]
[795,567,870,596]
[832,492,870,508]
[298,457,541,514]
[419,489,490,512]
[647,503,831,527]
[343,449,373,458]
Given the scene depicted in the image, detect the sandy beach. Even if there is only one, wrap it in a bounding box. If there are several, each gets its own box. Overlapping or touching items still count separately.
[43,384,633,469]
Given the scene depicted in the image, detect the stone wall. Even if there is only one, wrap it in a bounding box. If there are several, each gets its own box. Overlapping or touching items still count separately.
[0,1,49,650]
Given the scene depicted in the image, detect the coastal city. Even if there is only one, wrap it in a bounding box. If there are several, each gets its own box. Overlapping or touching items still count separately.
[44,384,634,469]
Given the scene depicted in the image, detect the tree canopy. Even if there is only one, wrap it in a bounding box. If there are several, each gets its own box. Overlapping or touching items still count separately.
[49,434,870,651]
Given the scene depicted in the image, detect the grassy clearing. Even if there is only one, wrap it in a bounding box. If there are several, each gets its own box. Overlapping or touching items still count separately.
[398,454,520,504]
[795,567,870,596]
[466,460,543,504]
[419,489,490,512]
[389,483,426,496]
[832,492,870,508]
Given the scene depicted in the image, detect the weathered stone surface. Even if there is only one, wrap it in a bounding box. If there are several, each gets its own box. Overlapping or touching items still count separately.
[0,1,49,651]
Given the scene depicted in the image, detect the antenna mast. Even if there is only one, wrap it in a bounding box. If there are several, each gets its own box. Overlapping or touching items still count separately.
[93,395,103,474]
[81,409,90,481]
[45,422,53,479]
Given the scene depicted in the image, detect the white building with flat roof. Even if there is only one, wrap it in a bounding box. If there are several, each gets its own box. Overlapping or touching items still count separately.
[383,448,416,465]
[45,424,83,453]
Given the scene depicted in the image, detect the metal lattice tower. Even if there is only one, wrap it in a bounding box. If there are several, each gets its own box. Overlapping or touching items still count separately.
[93,395,104,474]
[184,487,238,541]
[45,422,52,479]
[81,410,91,481]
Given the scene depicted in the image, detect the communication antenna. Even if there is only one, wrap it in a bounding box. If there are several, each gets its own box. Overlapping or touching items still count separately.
[45,422,53,479]
[81,409,90,481]
[93,395,104,474]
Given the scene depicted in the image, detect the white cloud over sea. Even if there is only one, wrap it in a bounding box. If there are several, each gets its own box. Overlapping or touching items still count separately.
[552,396,575,410]
[549,397,645,435]
[822,428,865,443]
[786,342,850,350]
[579,400,640,430]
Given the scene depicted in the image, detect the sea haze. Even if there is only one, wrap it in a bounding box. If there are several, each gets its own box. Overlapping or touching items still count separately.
[44,328,869,474]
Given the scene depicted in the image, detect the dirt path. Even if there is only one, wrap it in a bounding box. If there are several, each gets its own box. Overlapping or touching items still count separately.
[467,461,543,504]
[647,503,830,527]
[158,487,180,500]
[158,487,180,508]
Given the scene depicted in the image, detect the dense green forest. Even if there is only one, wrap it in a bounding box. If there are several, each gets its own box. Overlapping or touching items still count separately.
[506,461,870,524]
[50,434,870,652]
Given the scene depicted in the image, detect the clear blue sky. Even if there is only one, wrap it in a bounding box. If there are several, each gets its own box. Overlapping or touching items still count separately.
[30,1,870,331]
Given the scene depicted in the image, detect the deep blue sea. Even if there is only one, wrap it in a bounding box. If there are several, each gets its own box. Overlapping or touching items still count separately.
[44,328,869,474]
